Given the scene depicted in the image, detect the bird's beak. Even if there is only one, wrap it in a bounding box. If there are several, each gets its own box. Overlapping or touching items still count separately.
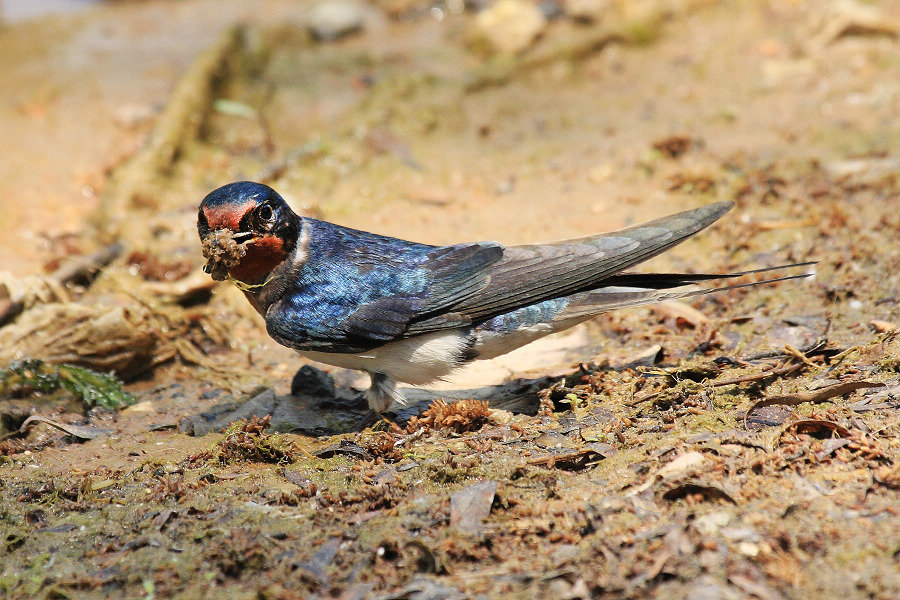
[229,231,258,243]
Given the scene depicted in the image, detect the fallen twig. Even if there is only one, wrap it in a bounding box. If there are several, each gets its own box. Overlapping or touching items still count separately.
[628,362,805,406]
[744,380,885,425]
[0,243,123,328]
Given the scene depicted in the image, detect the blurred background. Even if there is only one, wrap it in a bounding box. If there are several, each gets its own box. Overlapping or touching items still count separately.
[6,0,897,281]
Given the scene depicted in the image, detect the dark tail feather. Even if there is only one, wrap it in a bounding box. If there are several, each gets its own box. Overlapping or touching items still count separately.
[555,262,816,321]
[600,261,817,291]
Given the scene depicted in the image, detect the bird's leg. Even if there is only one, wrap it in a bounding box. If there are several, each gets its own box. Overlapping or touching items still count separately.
[364,372,406,413]
[350,372,407,431]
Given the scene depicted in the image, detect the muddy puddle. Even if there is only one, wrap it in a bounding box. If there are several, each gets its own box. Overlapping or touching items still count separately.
[3,0,900,598]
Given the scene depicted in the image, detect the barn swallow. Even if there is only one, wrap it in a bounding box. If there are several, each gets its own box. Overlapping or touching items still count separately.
[198,181,810,414]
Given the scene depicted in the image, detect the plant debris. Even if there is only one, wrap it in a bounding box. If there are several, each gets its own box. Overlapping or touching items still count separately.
[525,444,615,470]
[450,480,497,534]
[189,415,297,465]
[0,358,135,410]
[0,303,164,379]
[745,380,885,421]
[126,250,192,281]
[405,398,491,434]
[661,482,736,505]
[15,416,113,440]
[652,134,697,158]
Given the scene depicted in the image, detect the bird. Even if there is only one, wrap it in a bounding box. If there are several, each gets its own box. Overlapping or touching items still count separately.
[198,181,810,415]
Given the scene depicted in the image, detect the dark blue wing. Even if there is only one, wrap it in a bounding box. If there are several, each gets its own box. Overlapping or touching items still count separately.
[402,201,735,334]
[444,200,735,322]
[265,219,503,353]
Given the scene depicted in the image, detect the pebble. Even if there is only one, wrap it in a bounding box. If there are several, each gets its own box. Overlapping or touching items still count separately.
[112,102,157,129]
[537,0,564,21]
[475,0,547,54]
[307,0,367,41]
[564,0,608,23]
[290,364,336,397]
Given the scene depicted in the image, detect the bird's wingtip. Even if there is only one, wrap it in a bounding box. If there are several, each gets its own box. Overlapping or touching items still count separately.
[705,199,736,217]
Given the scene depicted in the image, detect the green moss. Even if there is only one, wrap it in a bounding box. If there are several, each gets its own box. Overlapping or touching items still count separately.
[196,416,298,465]
[0,359,135,410]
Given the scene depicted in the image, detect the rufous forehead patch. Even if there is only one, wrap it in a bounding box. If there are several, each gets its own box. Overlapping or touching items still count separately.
[203,200,256,230]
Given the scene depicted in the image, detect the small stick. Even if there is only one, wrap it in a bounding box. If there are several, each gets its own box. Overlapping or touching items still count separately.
[0,243,122,328]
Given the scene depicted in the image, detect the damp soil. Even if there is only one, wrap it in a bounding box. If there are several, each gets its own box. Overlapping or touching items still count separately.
[3,1,900,599]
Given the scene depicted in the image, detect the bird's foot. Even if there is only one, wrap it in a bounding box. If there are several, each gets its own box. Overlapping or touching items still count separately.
[365,372,407,413]
[351,409,403,433]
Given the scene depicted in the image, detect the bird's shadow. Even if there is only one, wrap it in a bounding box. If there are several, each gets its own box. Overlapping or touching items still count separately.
[181,365,560,437]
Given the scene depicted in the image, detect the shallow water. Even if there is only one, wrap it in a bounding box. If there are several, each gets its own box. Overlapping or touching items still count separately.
[1,0,100,23]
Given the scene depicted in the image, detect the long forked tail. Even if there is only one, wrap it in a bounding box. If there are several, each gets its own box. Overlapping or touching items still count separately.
[470,262,815,361]
[557,262,816,320]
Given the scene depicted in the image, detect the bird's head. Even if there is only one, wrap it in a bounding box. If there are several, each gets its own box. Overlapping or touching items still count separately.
[197,181,300,285]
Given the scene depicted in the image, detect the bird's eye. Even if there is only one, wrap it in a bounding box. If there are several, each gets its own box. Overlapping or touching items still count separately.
[257,204,275,229]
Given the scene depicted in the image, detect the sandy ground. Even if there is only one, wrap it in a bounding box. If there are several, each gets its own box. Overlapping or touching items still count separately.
[3,0,900,598]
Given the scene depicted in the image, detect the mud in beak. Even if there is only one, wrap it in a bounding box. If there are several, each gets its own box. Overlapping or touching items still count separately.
[200,229,254,281]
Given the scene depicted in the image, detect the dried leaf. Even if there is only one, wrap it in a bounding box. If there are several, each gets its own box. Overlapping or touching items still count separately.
[630,451,710,495]
[653,300,710,328]
[18,415,112,440]
[657,451,708,479]
[850,384,900,412]
[785,419,851,438]
[526,444,615,470]
[297,536,341,587]
[815,438,852,461]
[152,509,175,531]
[661,483,737,505]
[0,272,69,322]
[450,480,497,534]
[869,320,897,333]
[313,440,373,461]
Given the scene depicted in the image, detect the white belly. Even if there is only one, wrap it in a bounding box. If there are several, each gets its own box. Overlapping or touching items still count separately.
[298,329,470,385]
